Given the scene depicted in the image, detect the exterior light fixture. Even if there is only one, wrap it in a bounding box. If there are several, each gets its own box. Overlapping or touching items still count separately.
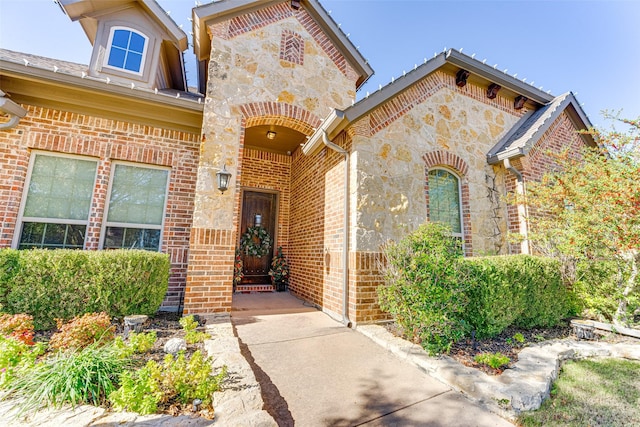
[266,131,277,140]
[216,165,232,194]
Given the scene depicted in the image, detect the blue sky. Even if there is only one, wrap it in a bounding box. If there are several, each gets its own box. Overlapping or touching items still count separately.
[1,0,639,127]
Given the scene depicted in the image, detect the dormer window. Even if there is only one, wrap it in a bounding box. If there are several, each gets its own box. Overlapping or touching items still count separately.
[105,27,148,74]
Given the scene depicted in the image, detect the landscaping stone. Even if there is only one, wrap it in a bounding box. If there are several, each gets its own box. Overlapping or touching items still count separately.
[357,324,640,421]
[164,337,187,354]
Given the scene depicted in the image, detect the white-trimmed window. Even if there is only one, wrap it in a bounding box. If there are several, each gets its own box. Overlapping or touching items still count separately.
[428,168,463,238]
[17,153,98,249]
[104,27,148,74]
[102,163,169,251]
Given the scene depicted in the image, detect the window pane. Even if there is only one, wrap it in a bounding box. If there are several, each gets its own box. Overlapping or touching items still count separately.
[23,155,97,220]
[107,47,126,68]
[107,165,168,226]
[19,222,85,249]
[104,227,160,251]
[428,169,462,234]
[128,32,145,53]
[124,52,142,72]
[112,29,130,48]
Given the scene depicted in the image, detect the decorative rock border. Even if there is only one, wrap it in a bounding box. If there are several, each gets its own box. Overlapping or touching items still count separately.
[204,321,277,426]
[356,324,640,421]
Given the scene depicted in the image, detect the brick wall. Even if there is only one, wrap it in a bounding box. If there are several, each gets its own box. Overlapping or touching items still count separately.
[0,105,200,311]
[504,111,588,253]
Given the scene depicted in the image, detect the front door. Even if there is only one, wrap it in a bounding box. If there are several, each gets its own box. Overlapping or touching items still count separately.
[239,190,277,285]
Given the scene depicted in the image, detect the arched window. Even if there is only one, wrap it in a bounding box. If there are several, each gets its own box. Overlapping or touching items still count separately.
[104,27,148,74]
[428,168,463,238]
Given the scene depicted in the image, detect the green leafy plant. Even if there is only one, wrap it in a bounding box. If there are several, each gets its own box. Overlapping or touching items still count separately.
[110,350,226,415]
[109,360,163,415]
[179,315,209,344]
[513,332,525,344]
[49,312,114,351]
[1,341,129,415]
[0,335,45,388]
[474,352,510,369]
[0,313,35,346]
[114,331,157,357]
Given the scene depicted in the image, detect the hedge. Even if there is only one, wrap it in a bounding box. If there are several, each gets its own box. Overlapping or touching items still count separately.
[0,249,169,330]
[378,223,572,354]
[463,255,569,338]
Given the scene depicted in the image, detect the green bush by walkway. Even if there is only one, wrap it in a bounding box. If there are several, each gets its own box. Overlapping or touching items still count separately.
[0,249,169,329]
[378,223,571,354]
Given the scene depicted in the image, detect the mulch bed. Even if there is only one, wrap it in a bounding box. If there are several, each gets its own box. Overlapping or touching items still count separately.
[386,320,640,375]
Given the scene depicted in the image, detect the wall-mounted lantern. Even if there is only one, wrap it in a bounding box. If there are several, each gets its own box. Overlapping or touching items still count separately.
[216,165,232,194]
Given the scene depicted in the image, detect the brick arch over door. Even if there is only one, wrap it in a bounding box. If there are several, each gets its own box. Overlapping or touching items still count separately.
[239,102,322,137]
[423,150,473,256]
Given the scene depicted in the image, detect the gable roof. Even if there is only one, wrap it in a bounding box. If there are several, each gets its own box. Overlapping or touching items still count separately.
[58,0,188,50]
[487,92,596,164]
[303,49,568,155]
[192,0,373,89]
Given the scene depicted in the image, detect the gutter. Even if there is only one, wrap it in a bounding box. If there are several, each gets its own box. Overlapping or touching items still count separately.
[503,158,530,254]
[302,109,348,156]
[321,131,352,328]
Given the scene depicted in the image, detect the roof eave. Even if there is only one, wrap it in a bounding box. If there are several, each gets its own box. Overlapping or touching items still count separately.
[445,50,554,105]
[302,109,348,156]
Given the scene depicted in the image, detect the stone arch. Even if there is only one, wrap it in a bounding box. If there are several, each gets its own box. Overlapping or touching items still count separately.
[423,150,472,255]
[239,102,322,136]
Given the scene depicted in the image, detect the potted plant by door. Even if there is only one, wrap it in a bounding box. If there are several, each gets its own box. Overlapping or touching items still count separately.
[269,247,289,292]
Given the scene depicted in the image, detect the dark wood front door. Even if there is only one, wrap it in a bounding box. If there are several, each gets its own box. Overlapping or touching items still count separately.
[240,191,277,285]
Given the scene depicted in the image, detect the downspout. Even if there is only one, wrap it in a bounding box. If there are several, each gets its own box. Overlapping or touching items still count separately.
[322,131,352,327]
[504,158,530,254]
[0,91,27,130]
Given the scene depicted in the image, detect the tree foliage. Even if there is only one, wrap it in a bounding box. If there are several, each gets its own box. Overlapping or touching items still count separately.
[523,115,640,325]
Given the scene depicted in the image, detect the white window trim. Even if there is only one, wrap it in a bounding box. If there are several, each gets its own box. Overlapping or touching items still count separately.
[12,151,99,249]
[429,167,464,239]
[102,26,148,76]
[99,161,170,252]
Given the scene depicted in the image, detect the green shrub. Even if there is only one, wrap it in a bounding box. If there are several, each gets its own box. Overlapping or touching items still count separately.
[1,342,129,415]
[378,223,571,354]
[378,223,468,355]
[179,315,209,344]
[463,255,570,337]
[0,249,20,310]
[1,249,169,329]
[573,259,639,324]
[49,312,114,351]
[474,352,510,369]
[109,350,226,415]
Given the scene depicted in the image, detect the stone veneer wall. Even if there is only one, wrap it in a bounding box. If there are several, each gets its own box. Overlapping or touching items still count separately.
[0,105,200,311]
[350,71,525,255]
[184,2,359,315]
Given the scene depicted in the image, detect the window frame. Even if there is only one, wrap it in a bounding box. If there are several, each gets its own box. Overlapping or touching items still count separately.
[99,161,171,252]
[13,151,99,250]
[102,26,148,76]
[428,167,464,240]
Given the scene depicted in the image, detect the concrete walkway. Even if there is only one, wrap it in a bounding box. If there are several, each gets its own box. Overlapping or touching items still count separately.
[232,293,513,426]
